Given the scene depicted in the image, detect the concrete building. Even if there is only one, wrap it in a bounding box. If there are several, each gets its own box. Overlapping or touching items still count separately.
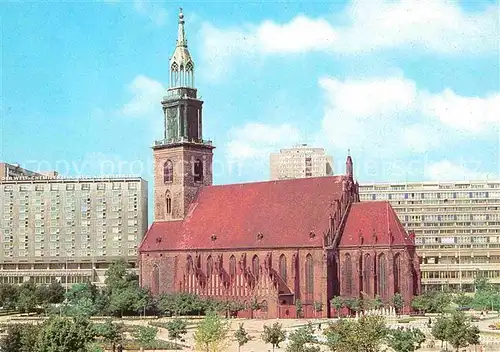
[0,175,148,286]
[0,162,43,180]
[359,180,500,292]
[270,144,333,180]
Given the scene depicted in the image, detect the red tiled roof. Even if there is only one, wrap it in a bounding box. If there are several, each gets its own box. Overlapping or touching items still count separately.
[140,176,348,252]
[339,201,414,247]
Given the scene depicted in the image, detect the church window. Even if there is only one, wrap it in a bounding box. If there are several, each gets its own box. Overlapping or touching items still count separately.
[252,255,259,278]
[194,159,203,183]
[363,254,372,296]
[165,192,172,215]
[305,254,314,295]
[394,253,401,293]
[164,160,173,183]
[378,254,387,299]
[229,255,236,278]
[207,255,213,277]
[152,265,159,296]
[186,255,193,274]
[345,254,353,296]
[279,254,287,282]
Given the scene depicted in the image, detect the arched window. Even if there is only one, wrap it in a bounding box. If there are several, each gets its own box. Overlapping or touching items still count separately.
[305,254,314,295]
[252,255,259,278]
[363,254,372,296]
[229,255,236,278]
[345,254,353,296]
[165,191,172,215]
[394,254,401,293]
[194,159,203,183]
[279,254,287,282]
[378,254,387,300]
[207,255,213,277]
[164,160,173,183]
[152,265,160,296]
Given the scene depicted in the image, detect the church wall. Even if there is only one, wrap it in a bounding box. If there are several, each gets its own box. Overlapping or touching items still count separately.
[140,246,330,318]
[337,246,419,306]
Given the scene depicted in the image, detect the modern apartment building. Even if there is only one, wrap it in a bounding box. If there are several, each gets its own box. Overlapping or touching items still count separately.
[270,144,334,180]
[0,175,148,286]
[359,181,500,292]
[0,162,42,180]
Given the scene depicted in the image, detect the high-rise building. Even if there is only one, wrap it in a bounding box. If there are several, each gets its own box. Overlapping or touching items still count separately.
[0,162,43,180]
[269,144,333,180]
[0,174,148,285]
[359,180,500,292]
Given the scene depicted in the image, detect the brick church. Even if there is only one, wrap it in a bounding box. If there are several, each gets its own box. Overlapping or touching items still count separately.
[139,9,421,319]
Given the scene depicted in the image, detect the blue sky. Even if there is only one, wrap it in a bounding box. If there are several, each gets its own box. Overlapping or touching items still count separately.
[1,0,499,218]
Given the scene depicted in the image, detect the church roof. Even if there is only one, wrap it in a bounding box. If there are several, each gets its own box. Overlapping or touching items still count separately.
[339,201,414,247]
[140,176,348,252]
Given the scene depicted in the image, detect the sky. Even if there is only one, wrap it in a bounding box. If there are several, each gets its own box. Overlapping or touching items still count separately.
[1,0,499,220]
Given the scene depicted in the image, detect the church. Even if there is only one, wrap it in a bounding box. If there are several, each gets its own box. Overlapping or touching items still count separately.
[138,9,421,319]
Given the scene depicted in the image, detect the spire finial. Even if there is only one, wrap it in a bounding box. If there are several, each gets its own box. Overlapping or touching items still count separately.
[177,7,187,47]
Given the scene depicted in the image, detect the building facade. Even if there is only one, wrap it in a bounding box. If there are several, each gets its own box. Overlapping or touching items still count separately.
[360,181,500,292]
[139,10,420,319]
[0,176,148,285]
[0,162,42,180]
[270,144,333,180]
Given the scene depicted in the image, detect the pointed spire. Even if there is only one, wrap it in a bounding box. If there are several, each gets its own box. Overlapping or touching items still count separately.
[177,7,187,47]
[346,150,353,179]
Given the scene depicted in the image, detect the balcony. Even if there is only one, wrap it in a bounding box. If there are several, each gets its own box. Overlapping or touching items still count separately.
[154,137,213,147]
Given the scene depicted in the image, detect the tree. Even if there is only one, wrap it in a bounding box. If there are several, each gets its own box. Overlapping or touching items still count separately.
[234,323,250,352]
[286,323,320,352]
[194,312,230,352]
[0,283,18,310]
[17,281,38,313]
[131,326,158,348]
[295,299,303,318]
[431,315,449,350]
[330,296,344,318]
[165,317,188,344]
[94,319,123,346]
[0,324,23,352]
[391,293,404,314]
[313,301,323,317]
[35,316,96,352]
[262,322,287,351]
[453,292,473,308]
[323,315,387,352]
[445,311,480,351]
[411,291,451,313]
[386,327,425,352]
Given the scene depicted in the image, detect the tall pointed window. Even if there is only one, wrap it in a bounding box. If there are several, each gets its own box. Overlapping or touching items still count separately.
[378,254,387,300]
[394,254,401,293]
[186,255,193,274]
[363,254,372,296]
[252,255,259,278]
[305,254,314,295]
[229,255,236,278]
[165,192,172,215]
[194,159,203,183]
[279,254,287,282]
[152,265,160,296]
[206,255,213,277]
[345,254,353,296]
[164,160,173,183]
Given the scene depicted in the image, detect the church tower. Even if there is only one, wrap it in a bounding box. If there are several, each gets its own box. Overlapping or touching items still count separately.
[153,8,214,221]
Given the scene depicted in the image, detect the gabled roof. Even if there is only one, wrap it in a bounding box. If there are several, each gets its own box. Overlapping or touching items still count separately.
[140,176,348,252]
[339,201,414,247]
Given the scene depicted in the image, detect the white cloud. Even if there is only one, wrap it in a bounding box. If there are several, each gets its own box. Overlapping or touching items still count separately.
[226,122,301,161]
[425,160,497,181]
[423,89,500,133]
[318,75,498,155]
[198,0,498,78]
[121,75,165,117]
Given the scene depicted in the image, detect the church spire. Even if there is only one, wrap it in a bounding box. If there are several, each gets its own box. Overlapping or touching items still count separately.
[346,151,353,179]
[169,8,194,88]
[176,8,187,47]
